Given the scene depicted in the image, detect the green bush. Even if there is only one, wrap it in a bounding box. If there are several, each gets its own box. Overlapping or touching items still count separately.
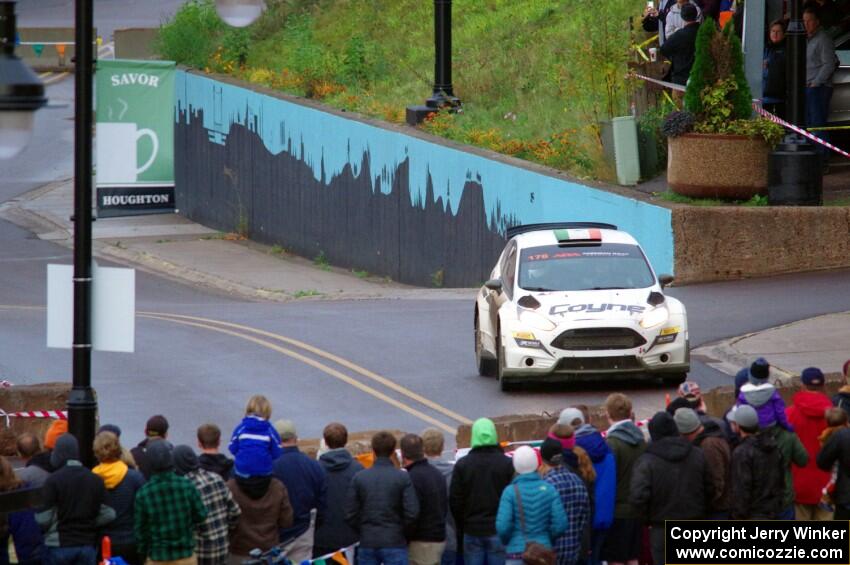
[154,0,224,69]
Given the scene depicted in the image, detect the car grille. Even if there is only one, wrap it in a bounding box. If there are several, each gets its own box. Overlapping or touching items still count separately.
[551,328,646,350]
[555,356,643,372]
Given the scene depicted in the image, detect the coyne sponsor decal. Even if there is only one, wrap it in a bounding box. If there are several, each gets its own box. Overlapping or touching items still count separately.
[549,303,646,316]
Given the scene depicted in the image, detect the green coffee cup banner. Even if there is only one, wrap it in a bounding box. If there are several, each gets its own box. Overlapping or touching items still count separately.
[96,60,176,185]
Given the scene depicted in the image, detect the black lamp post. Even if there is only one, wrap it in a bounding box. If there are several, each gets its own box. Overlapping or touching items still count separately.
[0,1,46,158]
[767,0,823,206]
[407,0,462,126]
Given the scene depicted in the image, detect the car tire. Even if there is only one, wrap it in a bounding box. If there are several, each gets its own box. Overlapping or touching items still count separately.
[475,312,497,377]
[496,329,516,392]
[661,372,688,386]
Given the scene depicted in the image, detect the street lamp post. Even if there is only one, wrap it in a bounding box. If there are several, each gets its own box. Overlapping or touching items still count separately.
[67,0,97,468]
[0,1,46,158]
[406,0,462,126]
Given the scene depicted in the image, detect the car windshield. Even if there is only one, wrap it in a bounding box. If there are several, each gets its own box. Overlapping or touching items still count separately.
[517,243,655,291]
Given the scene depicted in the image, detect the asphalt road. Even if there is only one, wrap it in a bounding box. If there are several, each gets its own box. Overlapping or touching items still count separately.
[3,0,850,450]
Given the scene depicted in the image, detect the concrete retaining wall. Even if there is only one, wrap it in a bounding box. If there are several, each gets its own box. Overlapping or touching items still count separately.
[174,70,675,287]
[673,206,850,283]
[114,28,160,60]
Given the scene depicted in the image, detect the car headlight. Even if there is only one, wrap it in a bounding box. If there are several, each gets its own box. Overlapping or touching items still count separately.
[640,307,669,329]
[518,310,556,332]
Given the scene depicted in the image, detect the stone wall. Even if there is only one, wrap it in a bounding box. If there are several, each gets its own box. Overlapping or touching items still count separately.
[0,383,71,456]
[673,206,850,283]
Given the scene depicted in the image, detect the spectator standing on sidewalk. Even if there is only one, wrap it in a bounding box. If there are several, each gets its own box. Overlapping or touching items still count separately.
[131,415,170,480]
[664,0,702,39]
[227,473,293,564]
[93,431,146,565]
[496,446,567,565]
[450,418,515,565]
[14,433,49,488]
[728,405,785,519]
[401,434,448,565]
[660,4,700,86]
[787,367,834,520]
[540,439,590,565]
[197,424,234,482]
[602,393,645,565]
[345,431,420,565]
[134,441,206,565]
[804,6,838,170]
[229,395,282,480]
[675,408,731,518]
[37,434,116,565]
[173,445,241,565]
[817,403,850,520]
[764,409,809,520]
[0,455,45,565]
[421,429,458,565]
[737,359,794,431]
[314,423,363,559]
[630,411,712,565]
[831,360,850,418]
[559,407,614,565]
[272,420,327,564]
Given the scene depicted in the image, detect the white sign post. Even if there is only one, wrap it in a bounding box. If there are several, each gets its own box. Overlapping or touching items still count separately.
[47,263,136,352]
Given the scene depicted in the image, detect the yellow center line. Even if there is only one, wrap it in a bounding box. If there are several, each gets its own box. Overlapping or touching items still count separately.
[38,72,53,79]
[139,313,458,434]
[43,72,69,86]
[140,311,473,426]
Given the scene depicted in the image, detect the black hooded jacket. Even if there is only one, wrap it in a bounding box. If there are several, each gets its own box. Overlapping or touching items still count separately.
[817,427,850,508]
[198,453,234,481]
[314,449,363,553]
[730,432,784,519]
[629,436,712,525]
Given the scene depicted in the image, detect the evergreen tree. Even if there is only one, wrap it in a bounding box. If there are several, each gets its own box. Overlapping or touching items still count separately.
[725,20,753,120]
[683,17,718,115]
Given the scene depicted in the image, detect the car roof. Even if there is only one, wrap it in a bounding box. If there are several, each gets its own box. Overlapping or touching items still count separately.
[511,227,638,248]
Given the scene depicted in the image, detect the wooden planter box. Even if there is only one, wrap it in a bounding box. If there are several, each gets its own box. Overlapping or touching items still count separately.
[668,133,769,200]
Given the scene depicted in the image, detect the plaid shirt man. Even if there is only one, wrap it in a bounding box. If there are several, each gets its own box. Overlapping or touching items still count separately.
[135,470,207,562]
[184,467,241,565]
[544,466,590,565]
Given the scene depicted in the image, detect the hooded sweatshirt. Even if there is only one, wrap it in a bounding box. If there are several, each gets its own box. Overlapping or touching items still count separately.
[229,415,282,478]
[738,383,793,431]
[787,390,833,505]
[574,425,615,531]
[630,436,711,525]
[730,432,784,519]
[450,419,515,537]
[199,453,234,481]
[93,460,145,547]
[605,420,646,519]
[315,449,363,553]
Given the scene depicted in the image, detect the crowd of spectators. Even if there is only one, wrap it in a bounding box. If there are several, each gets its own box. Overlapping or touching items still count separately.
[2,361,850,565]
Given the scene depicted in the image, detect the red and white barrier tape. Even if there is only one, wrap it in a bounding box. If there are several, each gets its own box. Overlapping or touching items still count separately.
[634,73,850,159]
[0,409,68,427]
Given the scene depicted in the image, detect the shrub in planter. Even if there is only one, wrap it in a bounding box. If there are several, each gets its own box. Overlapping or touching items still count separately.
[664,19,784,199]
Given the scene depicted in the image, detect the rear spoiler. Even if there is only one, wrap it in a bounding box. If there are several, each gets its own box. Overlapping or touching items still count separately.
[506,222,617,240]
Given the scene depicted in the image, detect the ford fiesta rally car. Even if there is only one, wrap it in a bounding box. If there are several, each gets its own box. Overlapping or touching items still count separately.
[474,222,689,390]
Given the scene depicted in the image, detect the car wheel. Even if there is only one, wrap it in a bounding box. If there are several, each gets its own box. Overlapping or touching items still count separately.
[662,372,688,386]
[496,330,516,392]
[475,312,497,377]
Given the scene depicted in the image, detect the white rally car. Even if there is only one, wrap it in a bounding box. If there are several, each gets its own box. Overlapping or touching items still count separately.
[474,223,689,390]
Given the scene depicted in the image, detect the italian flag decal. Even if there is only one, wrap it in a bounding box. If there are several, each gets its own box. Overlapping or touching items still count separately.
[555,228,602,242]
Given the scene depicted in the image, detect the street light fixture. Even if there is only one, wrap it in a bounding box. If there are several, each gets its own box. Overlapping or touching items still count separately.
[0,1,46,159]
[215,0,265,28]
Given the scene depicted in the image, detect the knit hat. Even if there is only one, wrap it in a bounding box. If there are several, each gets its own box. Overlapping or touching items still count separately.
[648,411,678,441]
[674,408,701,435]
[50,433,79,469]
[274,419,297,442]
[512,445,539,474]
[681,3,699,22]
[145,415,169,438]
[748,357,770,384]
[801,367,825,387]
[558,408,584,427]
[729,405,759,432]
[540,437,565,466]
[98,423,122,437]
[146,440,174,473]
[172,445,200,476]
[678,381,701,400]
[44,420,68,450]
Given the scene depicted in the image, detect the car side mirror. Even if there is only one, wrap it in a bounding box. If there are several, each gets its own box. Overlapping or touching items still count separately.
[484,279,503,292]
[658,274,674,288]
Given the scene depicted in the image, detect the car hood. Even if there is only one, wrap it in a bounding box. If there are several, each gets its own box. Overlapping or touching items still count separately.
[521,288,657,323]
